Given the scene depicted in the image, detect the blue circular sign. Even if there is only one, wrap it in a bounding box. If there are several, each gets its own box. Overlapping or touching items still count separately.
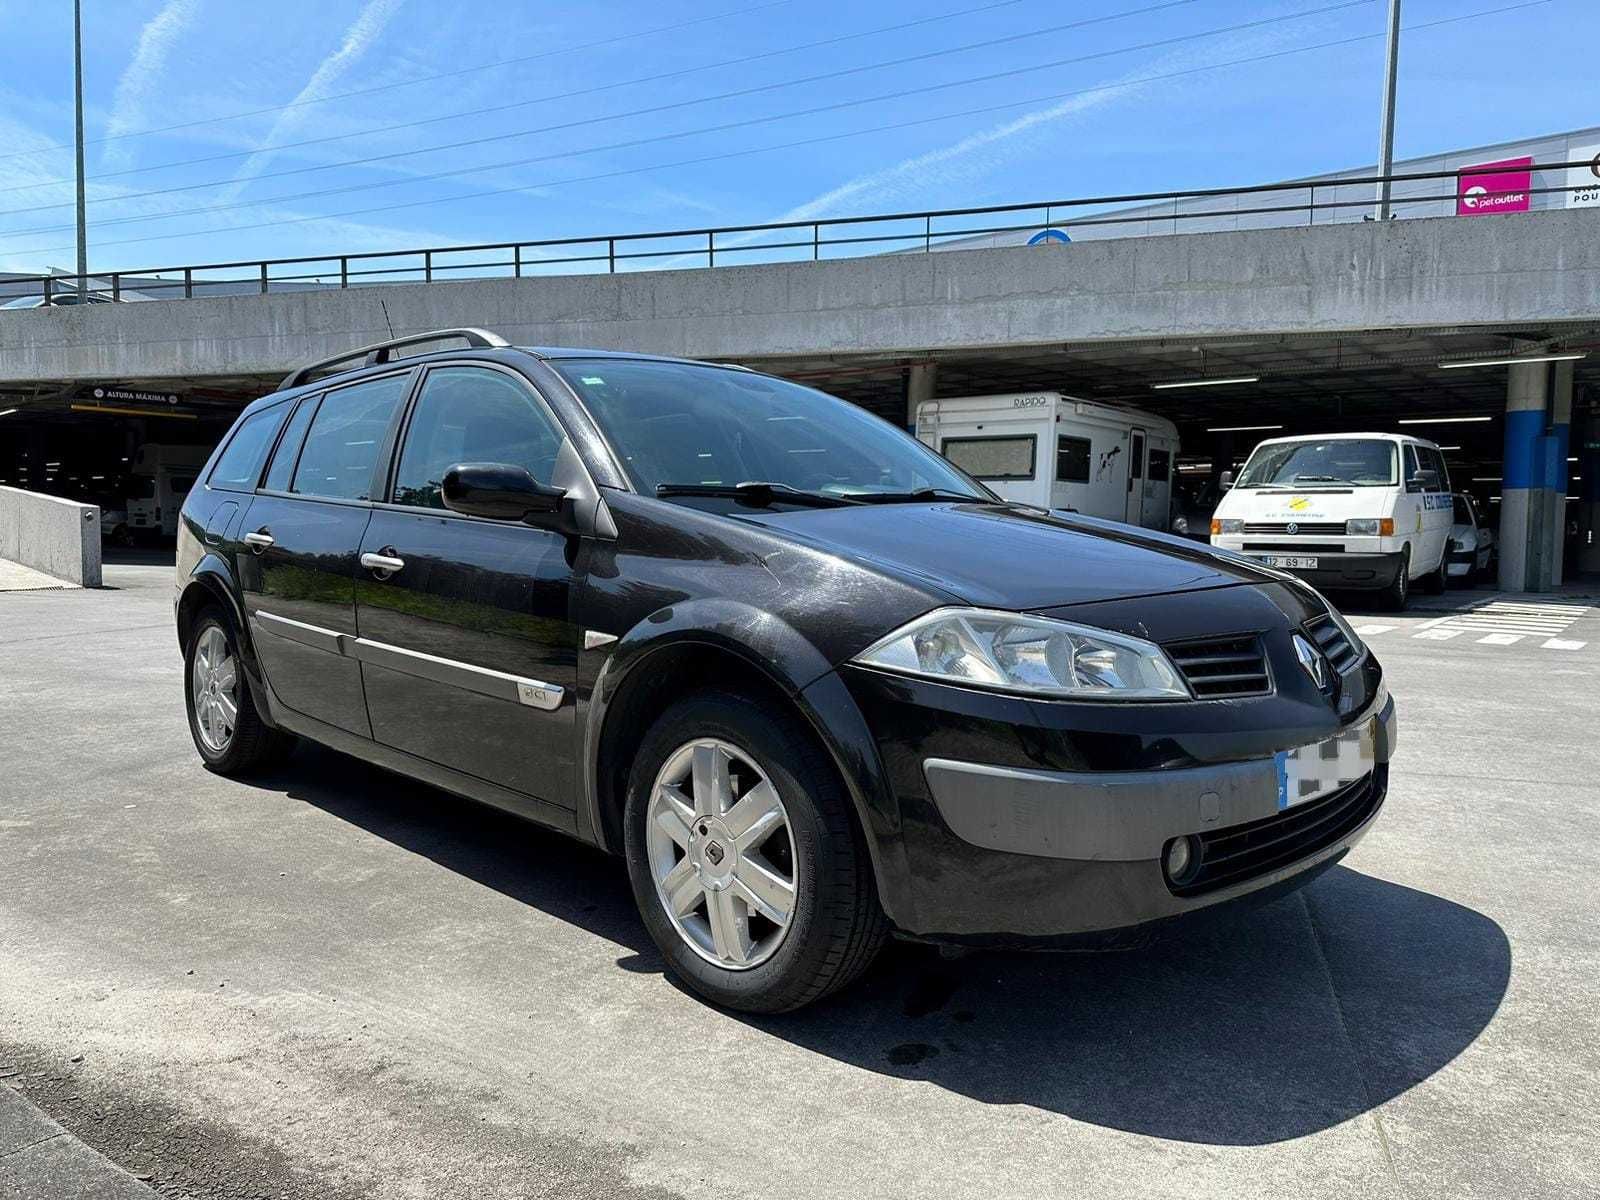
[1027,228,1071,245]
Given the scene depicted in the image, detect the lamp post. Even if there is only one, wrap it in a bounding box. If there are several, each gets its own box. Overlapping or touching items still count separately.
[74,0,88,296]
[1374,0,1401,220]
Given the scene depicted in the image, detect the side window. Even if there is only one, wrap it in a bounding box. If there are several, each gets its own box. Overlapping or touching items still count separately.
[393,366,565,510]
[1427,447,1451,493]
[290,374,410,501]
[1130,432,1145,480]
[262,394,319,493]
[1056,435,1091,484]
[940,436,1035,481]
[1148,448,1171,483]
[208,406,286,491]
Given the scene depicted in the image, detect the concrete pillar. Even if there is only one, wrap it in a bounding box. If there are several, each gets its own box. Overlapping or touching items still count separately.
[1498,360,1549,593]
[1545,360,1574,587]
[905,361,937,432]
[1577,397,1600,578]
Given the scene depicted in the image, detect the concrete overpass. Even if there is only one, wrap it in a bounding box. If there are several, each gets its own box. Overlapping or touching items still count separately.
[1,206,1596,586]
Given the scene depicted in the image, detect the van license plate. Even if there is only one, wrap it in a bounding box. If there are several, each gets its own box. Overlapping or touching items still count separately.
[1256,555,1319,570]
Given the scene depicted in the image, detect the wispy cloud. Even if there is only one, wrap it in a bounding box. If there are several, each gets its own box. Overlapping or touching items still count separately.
[102,0,202,168]
[218,0,406,202]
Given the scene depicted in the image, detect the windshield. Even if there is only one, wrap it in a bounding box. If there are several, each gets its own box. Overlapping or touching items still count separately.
[1235,439,1398,488]
[551,359,989,501]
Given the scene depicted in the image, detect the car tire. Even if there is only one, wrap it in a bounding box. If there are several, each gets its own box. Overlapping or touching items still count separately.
[623,691,888,1013]
[1380,548,1411,611]
[1421,551,1447,595]
[184,609,291,776]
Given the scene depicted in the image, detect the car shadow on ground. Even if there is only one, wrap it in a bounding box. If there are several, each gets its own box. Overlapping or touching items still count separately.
[267,743,1510,1148]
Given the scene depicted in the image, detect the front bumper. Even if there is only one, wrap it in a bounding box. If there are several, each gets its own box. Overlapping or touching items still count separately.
[830,581,1396,946]
[913,697,1393,944]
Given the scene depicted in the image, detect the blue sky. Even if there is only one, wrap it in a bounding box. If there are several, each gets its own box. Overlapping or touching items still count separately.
[0,0,1589,274]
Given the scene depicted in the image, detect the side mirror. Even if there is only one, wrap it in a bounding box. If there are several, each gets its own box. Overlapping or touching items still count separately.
[1407,468,1439,494]
[1219,470,1234,491]
[442,462,566,524]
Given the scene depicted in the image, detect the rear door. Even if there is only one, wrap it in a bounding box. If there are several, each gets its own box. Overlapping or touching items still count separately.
[1125,427,1146,524]
[354,363,583,809]
[237,371,412,737]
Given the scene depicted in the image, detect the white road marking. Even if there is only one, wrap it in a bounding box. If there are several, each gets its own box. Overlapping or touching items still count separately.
[1413,628,1464,640]
[1400,596,1591,649]
[1355,624,1396,635]
[1476,633,1524,645]
[1543,638,1588,650]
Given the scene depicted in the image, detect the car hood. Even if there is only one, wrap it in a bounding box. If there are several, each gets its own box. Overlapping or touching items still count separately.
[734,501,1278,610]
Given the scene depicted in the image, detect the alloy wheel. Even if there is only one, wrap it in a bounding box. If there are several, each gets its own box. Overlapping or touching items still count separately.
[645,738,798,970]
[191,625,239,753]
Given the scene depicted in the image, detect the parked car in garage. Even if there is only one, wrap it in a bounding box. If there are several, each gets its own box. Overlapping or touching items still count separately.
[1447,492,1496,584]
[0,290,114,309]
[173,329,1396,1013]
[1208,432,1454,610]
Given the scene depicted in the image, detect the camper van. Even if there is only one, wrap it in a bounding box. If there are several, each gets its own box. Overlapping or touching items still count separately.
[127,443,210,540]
[915,393,1179,530]
[1209,431,1454,610]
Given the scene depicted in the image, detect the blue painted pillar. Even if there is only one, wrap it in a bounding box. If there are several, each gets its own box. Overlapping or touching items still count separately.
[1498,361,1549,592]
[1545,361,1574,587]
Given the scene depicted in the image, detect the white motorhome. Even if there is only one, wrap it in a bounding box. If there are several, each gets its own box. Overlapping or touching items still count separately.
[915,393,1179,530]
[127,443,210,539]
[1209,432,1454,610]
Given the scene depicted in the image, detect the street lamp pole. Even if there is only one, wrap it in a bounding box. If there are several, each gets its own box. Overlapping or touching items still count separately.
[1374,0,1401,220]
[74,0,88,295]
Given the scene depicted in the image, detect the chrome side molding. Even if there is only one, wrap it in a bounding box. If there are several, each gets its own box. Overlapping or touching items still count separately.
[252,611,565,710]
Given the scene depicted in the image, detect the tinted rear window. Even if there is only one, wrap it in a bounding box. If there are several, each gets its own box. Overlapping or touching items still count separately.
[208,406,287,491]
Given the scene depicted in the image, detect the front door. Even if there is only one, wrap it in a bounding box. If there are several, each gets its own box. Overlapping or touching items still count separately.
[236,372,412,737]
[1125,428,1146,524]
[354,364,582,809]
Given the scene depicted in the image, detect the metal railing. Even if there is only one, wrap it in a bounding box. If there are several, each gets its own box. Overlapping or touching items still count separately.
[7,160,1596,306]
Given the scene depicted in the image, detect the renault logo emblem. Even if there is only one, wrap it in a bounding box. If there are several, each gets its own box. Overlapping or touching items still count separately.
[1285,521,1299,535]
[1293,633,1328,690]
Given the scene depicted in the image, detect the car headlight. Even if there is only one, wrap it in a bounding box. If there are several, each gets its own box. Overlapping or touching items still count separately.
[1172,515,1189,535]
[853,608,1191,701]
[1212,518,1243,535]
[1346,518,1394,536]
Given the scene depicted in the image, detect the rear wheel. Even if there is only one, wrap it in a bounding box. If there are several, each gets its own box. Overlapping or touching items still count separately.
[623,692,887,1013]
[1421,549,1447,595]
[1380,548,1411,611]
[184,610,291,775]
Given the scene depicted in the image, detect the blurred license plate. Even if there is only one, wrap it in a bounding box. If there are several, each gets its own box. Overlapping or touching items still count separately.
[1256,555,1319,569]
[1276,719,1376,809]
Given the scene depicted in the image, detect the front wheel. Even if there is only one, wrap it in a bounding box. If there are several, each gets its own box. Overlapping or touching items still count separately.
[623,692,887,1013]
[1380,548,1411,611]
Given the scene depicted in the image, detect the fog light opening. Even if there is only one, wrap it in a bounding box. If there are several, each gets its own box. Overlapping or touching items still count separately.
[1164,835,1201,885]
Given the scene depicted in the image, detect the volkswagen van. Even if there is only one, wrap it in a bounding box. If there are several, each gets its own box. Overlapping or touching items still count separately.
[1209,432,1453,610]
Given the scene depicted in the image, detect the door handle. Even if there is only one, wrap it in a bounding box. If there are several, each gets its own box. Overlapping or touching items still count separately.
[360,551,405,575]
[243,530,274,553]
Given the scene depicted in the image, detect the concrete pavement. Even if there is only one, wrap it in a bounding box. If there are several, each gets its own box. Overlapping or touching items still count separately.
[0,558,1596,1198]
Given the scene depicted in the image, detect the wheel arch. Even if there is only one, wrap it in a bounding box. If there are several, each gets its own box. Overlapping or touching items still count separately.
[582,603,904,921]
[176,556,276,726]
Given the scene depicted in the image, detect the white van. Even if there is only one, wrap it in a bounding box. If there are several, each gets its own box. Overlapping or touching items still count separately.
[915,393,1178,530]
[127,443,211,539]
[1209,432,1454,610]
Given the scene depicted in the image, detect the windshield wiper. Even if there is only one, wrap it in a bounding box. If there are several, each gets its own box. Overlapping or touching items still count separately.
[842,487,984,504]
[654,481,859,509]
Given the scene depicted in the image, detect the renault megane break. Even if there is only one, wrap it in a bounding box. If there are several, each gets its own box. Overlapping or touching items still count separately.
[175,328,1396,1013]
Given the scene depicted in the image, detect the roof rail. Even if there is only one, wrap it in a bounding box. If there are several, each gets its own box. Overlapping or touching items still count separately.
[279,327,509,391]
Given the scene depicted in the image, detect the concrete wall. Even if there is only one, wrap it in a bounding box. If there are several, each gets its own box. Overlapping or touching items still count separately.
[0,208,1596,384]
[0,487,102,587]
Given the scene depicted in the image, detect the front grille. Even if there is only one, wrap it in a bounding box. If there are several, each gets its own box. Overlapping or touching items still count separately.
[1164,634,1270,698]
[1241,522,1345,535]
[1170,768,1384,897]
[1305,612,1362,674]
[1241,542,1347,554]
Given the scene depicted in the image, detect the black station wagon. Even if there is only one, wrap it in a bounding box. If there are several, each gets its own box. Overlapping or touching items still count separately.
[176,328,1397,1012]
